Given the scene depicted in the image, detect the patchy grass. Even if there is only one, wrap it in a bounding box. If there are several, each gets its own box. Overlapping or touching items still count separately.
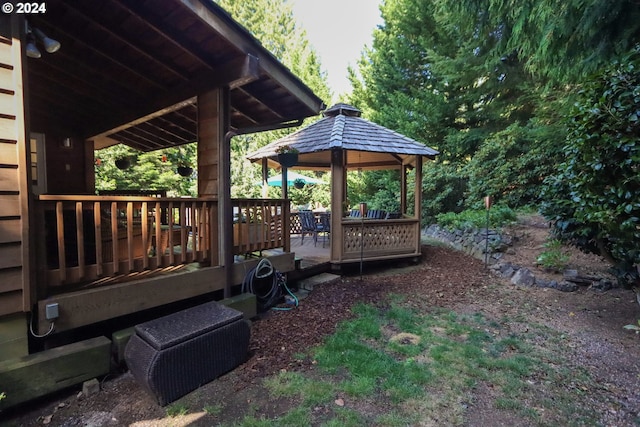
[217,295,601,426]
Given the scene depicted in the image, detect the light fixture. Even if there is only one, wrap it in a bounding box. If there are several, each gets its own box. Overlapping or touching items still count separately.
[33,27,61,54]
[25,28,41,58]
[25,21,60,58]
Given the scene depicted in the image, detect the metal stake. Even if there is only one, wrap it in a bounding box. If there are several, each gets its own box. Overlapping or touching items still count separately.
[484,196,492,268]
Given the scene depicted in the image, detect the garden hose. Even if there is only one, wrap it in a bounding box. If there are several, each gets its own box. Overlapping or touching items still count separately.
[242,258,298,311]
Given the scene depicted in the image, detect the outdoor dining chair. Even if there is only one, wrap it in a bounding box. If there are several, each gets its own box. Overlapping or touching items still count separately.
[298,210,328,247]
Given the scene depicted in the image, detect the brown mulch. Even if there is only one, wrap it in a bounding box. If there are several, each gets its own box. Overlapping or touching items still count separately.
[240,245,491,384]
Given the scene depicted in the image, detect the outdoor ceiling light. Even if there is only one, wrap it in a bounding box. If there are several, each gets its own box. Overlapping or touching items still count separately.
[33,27,60,54]
[25,35,41,58]
[25,21,60,58]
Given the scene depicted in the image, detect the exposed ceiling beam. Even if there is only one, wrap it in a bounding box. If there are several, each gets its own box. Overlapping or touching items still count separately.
[87,54,259,140]
[177,0,324,114]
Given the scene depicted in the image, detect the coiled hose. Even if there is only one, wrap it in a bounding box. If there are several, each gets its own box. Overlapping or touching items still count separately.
[242,258,297,311]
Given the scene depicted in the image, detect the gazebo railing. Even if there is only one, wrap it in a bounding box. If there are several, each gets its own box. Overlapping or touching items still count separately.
[338,217,421,261]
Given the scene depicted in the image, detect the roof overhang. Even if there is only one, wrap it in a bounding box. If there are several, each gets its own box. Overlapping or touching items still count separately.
[24,0,325,151]
[247,106,439,170]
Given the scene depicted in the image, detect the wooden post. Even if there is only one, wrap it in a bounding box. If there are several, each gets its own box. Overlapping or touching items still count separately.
[261,158,269,198]
[330,148,345,263]
[414,155,423,253]
[401,164,408,214]
[197,88,230,294]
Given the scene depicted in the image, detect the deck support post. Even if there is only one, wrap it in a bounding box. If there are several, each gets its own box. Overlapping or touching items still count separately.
[198,87,230,274]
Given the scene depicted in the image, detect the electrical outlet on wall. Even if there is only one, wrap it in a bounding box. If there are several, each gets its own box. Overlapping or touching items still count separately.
[45,303,59,320]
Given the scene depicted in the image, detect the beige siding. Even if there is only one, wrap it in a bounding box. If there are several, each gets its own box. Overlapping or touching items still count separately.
[0,15,30,316]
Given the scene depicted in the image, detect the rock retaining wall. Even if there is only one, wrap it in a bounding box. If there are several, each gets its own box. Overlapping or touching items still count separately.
[423,224,615,293]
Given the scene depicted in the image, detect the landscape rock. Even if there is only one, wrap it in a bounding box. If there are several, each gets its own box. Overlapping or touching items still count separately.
[511,268,536,286]
[555,281,579,292]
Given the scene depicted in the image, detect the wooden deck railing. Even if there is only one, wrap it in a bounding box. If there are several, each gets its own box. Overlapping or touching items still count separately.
[37,195,217,286]
[36,196,291,287]
[232,198,289,254]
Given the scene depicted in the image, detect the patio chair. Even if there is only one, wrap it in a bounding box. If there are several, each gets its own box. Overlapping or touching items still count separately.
[298,210,327,246]
[366,209,386,219]
[318,212,331,248]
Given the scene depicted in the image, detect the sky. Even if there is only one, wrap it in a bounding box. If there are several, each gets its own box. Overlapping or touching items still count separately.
[290,0,383,97]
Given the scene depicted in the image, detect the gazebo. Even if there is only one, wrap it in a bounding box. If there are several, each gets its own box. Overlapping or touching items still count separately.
[248,104,439,265]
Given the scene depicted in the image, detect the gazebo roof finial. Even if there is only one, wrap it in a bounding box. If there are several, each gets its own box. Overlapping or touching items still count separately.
[322,103,361,118]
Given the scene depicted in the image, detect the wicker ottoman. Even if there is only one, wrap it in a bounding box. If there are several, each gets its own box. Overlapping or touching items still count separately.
[124,301,250,406]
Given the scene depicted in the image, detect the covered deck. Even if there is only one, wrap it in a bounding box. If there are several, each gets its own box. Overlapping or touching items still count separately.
[1,1,325,344]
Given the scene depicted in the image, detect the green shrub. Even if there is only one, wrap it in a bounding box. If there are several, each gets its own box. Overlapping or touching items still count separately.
[421,162,468,224]
[540,46,640,285]
[536,239,570,272]
[435,206,517,231]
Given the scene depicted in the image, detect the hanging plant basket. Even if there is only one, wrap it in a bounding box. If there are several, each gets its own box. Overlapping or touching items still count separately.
[177,166,193,177]
[115,158,131,170]
[293,179,305,189]
[277,152,298,168]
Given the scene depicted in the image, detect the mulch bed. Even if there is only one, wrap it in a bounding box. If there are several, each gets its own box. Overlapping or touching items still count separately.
[238,245,492,384]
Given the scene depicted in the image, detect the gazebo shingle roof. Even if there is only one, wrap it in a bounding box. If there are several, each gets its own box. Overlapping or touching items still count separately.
[247,104,438,170]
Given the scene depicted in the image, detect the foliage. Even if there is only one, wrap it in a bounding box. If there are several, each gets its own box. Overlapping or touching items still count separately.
[540,46,640,285]
[435,206,517,231]
[438,0,640,84]
[536,239,570,272]
[348,0,566,224]
[421,162,468,224]
[275,145,299,154]
[95,144,197,197]
[215,0,331,200]
[165,402,189,417]
[350,0,542,164]
[464,118,565,207]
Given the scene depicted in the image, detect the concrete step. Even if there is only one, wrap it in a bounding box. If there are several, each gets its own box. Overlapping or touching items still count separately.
[296,272,340,291]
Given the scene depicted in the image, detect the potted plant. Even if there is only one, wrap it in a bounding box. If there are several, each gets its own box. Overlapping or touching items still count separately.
[177,161,193,177]
[276,145,299,168]
[293,178,306,189]
[115,157,131,170]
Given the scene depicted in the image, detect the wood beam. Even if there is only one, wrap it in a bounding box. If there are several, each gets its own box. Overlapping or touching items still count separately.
[88,54,259,140]
[177,0,324,114]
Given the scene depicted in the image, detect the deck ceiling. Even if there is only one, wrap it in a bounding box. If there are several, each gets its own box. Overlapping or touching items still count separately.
[25,0,324,151]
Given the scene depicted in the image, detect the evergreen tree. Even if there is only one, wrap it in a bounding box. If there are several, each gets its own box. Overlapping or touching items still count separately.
[215,0,331,199]
[349,0,557,217]
[439,0,640,83]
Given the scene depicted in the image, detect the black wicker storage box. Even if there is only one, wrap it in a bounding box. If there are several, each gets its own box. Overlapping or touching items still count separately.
[124,301,250,406]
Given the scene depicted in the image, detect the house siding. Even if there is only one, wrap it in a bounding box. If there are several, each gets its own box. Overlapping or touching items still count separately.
[0,15,31,317]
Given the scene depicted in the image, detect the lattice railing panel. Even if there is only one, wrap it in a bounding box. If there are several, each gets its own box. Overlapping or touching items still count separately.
[341,221,418,259]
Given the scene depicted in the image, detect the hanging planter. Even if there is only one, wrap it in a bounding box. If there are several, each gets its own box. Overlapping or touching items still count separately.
[177,165,193,177]
[293,178,305,189]
[115,157,131,170]
[276,145,299,168]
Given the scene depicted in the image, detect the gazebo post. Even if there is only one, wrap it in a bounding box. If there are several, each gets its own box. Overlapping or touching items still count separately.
[401,164,409,214]
[261,158,269,198]
[414,155,423,253]
[414,155,423,218]
[330,148,346,263]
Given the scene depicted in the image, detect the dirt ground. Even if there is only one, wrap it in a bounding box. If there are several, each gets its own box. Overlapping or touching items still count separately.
[3,215,640,426]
